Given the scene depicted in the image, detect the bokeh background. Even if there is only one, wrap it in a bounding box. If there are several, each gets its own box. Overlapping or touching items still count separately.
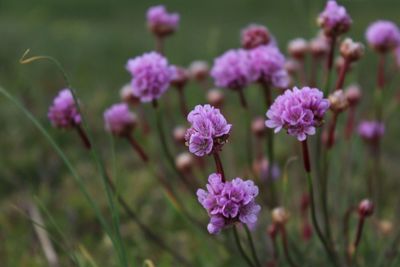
[1,0,400,266]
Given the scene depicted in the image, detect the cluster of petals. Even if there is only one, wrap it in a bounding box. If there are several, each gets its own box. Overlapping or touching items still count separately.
[146,5,179,36]
[317,0,352,36]
[211,49,254,90]
[126,52,175,102]
[365,20,400,52]
[265,87,330,141]
[197,173,261,234]
[48,89,81,129]
[185,105,232,157]
[248,45,290,89]
[358,120,385,142]
[104,103,137,136]
[241,24,271,49]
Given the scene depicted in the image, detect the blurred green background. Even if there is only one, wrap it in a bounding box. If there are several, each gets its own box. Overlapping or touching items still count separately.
[1,0,400,266]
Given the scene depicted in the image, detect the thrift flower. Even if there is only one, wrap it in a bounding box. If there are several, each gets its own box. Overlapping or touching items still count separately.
[211,49,254,90]
[185,105,232,157]
[197,173,261,234]
[104,103,137,137]
[249,45,290,89]
[265,86,330,141]
[241,24,271,49]
[126,52,175,102]
[358,120,384,142]
[147,5,179,37]
[366,21,400,53]
[317,0,352,37]
[48,89,81,129]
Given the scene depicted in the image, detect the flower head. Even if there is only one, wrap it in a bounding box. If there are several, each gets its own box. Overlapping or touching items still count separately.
[309,32,330,58]
[126,52,175,102]
[197,173,261,234]
[317,0,352,37]
[249,45,290,89]
[288,38,309,60]
[211,49,254,90]
[146,5,179,37]
[241,24,271,49]
[185,105,232,157]
[48,89,81,129]
[265,86,330,141]
[104,103,137,136]
[366,20,400,53]
[340,38,364,62]
[358,120,384,143]
[189,60,209,82]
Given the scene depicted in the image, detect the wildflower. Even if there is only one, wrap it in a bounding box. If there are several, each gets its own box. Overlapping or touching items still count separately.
[48,89,81,129]
[175,152,194,173]
[265,87,330,141]
[104,103,137,137]
[366,20,400,53]
[317,0,352,37]
[271,207,290,225]
[185,105,232,157]
[171,66,189,89]
[189,60,209,82]
[288,38,309,60]
[147,5,179,37]
[329,89,348,113]
[197,173,261,234]
[340,38,364,62]
[345,84,361,107]
[211,49,253,90]
[207,89,224,108]
[120,83,140,106]
[309,33,330,58]
[241,24,271,49]
[357,120,384,143]
[249,45,290,89]
[126,52,175,102]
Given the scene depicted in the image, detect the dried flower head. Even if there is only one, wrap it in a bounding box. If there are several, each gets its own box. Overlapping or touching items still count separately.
[197,173,261,234]
[366,20,400,53]
[288,38,309,60]
[329,89,349,113]
[340,38,364,62]
[185,105,232,157]
[265,86,330,141]
[48,89,81,129]
[171,66,189,89]
[249,45,290,89]
[147,5,179,37]
[126,52,175,102]
[211,49,253,90]
[317,0,352,37]
[241,24,271,49]
[104,103,137,136]
[175,152,194,172]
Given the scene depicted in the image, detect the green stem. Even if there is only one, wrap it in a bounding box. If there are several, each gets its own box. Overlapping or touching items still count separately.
[244,225,262,267]
[233,225,255,267]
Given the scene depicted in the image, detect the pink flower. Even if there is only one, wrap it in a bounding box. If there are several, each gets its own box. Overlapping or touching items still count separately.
[366,20,400,53]
[104,103,137,136]
[147,5,179,37]
[317,0,352,37]
[48,89,81,129]
[241,24,271,49]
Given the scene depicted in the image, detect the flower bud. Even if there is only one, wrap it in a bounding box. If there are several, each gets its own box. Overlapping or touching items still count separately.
[175,152,194,173]
[358,199,374,218]
[309,34,329,58]
[171,66,189,89]
[271,207,290,225]
[207,89,224,108]
[345,84,362,106]
[340,38,364,62]
[252,117,266,138]
[329,89,349,113]
[288,38,309,60]
[241,24,271,50]
[120,84,140,106]
[189,61,209,82]
[173,125,187,145]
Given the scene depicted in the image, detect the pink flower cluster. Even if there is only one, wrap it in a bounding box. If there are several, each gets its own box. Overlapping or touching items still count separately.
[366,20,400,52]
[146,5,179,37]
[104,103,137,136]
[265,86,330,141]
[318,0,352,36]
[358,120,385,142]
[126,52,176,102]
[197,173,261,234]
[185,105,232,157]
[48,89,81,129]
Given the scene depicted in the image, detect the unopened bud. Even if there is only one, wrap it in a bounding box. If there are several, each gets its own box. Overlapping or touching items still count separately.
[345,84,362,106]
[207,89,224,108]
[173,125,187,145]
[329,89,349,113]
[251,117,266,138]
[340,38,364,62]
[175,152,194,173]
[120,84,140,106]
[288,38,309,60]
[271,207,290,225]
[358,199,374,218]
[241,24,271,49]
[189,61,209,82]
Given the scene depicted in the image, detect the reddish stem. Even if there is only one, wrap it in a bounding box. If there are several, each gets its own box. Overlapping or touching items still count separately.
[299,60,307,86]
[326,36,336,72]
[335,58,350,90]
[126,134,149,162]
[309,56,318,87]
[327,113,338,149]
[280,224,298,267]
[75,125,91,150]
[301,140,311,173]
[354,216,365,249]
[377,54,386,90]
[213,152,225,182]
[177,87,189,118]
[345,107,356,140]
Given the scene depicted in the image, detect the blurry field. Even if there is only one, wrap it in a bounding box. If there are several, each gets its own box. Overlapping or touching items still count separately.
[1,0,400,266]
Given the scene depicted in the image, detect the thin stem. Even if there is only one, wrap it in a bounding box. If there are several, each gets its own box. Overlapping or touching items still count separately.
[244,225,262,267]
[301,140,311,173]
[353,217,365,254]
[279,224,298,267]
[75,125,91,150]
[310,56,319,87]
[324,35,336,96]
[335,58,350,90]
[155,36,165,55]
[126,134,149,162]
[238,88,248,109]
[377,54,386,90]
[233,225,255,267]
[343,206,355,264]
[345,107,356,140]
[213,152,225,182]
[326,112,338,149]
[177,87,189,118]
